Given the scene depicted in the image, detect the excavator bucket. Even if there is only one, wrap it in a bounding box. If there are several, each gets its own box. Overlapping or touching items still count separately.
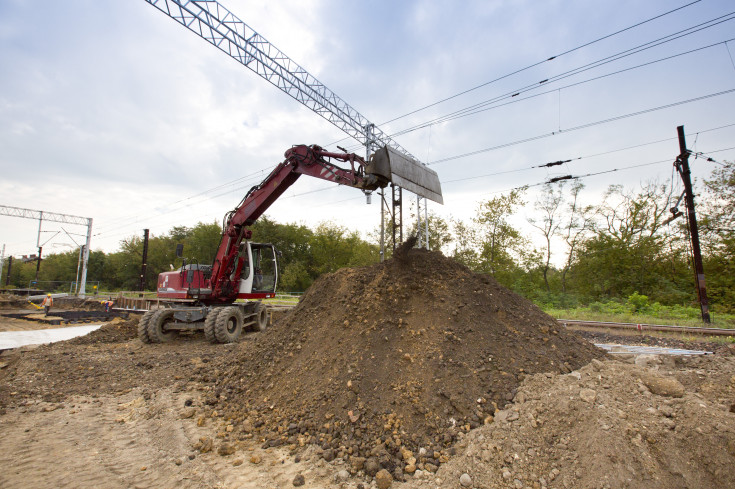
[368,146,443,204]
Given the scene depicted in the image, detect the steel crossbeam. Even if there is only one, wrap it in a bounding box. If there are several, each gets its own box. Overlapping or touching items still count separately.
[0,205,91,226]
[1,205,93,297]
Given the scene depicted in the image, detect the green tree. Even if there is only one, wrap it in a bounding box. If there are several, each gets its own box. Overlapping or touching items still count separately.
[405,209,452,253]
[700,160,735,310]
[528,182,564,292]
[449,218,480,270]
[570,182,690,303]
[473,189,529,283]
[309,222,377,277]
[559,181,594,293]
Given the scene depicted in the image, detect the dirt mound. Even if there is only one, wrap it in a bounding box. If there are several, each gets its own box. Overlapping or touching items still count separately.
[67,317,139,345]
[214,248,604,474]
[0,296,33,310]
[410,354,735,489]
[53,297,106,311]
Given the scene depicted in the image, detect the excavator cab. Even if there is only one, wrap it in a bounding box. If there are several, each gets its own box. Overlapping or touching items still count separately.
[157,241,277,301]
[236,242,278,298]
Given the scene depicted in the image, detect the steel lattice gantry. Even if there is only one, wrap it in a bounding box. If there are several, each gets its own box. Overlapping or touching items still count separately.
[0,205,93,296]
[143,0,419,162]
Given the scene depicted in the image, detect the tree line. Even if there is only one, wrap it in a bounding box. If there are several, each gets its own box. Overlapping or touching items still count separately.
[2,161,732,312]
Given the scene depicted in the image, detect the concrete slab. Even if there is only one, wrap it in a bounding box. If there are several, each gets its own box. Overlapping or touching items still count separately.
[0,324,102,350]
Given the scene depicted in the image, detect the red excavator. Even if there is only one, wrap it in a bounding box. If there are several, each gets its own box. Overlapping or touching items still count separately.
[138,143,442,343]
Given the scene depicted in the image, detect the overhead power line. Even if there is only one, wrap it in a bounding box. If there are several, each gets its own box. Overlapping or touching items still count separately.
[382,36,735,141]
[338,14,735,153]
[327,0,703,148]
[428,88,735,166]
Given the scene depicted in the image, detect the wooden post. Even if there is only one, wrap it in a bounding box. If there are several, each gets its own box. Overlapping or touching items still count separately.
[676,125,710,323]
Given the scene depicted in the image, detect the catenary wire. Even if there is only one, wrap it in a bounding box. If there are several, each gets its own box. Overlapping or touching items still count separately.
[385,37,735,140]
[426,89,735,166]
[340,10,735,152]
[326,0,703,148]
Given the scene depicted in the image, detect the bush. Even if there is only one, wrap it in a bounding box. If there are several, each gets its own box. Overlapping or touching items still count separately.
[627,292,649,313]
[588,301,604,313]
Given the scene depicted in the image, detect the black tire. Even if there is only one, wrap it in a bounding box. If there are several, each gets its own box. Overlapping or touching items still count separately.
[214,306,243,343]
[253,302,268,332]
[137,309,156,343]
[146,309,176,343]
[203,307,222,343]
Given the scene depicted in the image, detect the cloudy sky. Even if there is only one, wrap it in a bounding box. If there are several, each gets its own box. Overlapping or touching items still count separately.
[1,0,734,261]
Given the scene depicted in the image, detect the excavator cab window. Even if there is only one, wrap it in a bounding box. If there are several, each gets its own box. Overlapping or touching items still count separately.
[250,243,277,293]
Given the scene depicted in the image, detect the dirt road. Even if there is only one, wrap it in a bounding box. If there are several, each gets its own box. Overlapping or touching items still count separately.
[0,389,341,489]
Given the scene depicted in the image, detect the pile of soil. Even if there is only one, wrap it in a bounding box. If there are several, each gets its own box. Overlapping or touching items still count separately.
[53,297,107,311]
[213,247,604,475]
[68,317,139,345]
[409,354,735,489]
[0,296,34,310]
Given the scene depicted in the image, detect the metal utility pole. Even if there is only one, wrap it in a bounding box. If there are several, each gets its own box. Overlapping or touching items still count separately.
[35,211,43,283]
[5,256,12,286]
[0,244,5,285]
[417,195,422,246]
[139,229,150,293]
[416,196,431,250]
[35,247,42,283]
[424,199,429,250]
[675,125,710,323]
[391,184,403,251]
[379,189,386,262]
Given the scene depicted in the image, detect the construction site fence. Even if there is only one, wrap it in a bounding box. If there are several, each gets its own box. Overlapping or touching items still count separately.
[28,280,101,296]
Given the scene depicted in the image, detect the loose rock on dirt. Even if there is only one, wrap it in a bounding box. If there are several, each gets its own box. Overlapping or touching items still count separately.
[213,247,604,473]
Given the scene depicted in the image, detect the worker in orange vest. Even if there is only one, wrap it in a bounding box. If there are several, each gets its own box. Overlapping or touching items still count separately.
[41,294,53,316]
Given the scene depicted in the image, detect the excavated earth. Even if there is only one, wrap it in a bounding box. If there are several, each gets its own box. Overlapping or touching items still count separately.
[211,246,604,475]
[2,248,734,488]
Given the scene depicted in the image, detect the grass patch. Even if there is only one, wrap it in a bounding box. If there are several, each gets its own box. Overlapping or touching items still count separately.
[543,301,735,329]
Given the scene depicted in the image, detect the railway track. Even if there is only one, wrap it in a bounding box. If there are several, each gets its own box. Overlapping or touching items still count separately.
[559,319,735,337]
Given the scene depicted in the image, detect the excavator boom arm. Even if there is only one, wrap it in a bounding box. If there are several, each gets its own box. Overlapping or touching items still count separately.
[207,145,380,301]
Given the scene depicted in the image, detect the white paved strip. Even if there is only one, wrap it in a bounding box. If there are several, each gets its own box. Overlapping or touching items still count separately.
[0,324,102,350]
[595,343,712,356]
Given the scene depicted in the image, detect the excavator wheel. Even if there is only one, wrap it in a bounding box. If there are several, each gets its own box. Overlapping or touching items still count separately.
[203,307,222,343]
[214,306,243,343]
[146,309,177,343]
[137,309,157,344]
[253,302,268,332]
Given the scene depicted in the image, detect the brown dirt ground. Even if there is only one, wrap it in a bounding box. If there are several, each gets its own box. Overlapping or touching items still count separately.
[0,248,734,488]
